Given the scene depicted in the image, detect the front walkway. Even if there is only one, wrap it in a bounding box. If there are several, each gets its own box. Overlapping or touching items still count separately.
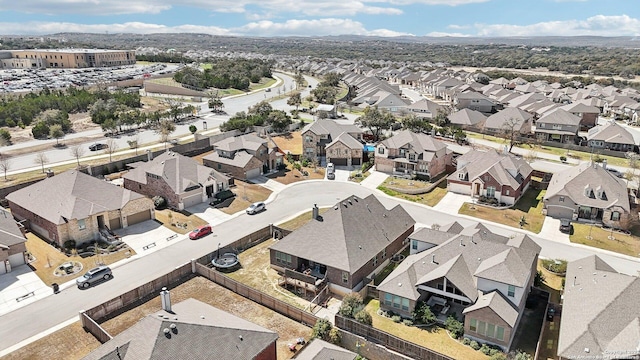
[432,192,471,213]
[0,265,50,317]
[359,170,389,190]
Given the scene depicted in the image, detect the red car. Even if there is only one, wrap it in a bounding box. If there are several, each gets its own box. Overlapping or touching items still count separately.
[189,225,212,240]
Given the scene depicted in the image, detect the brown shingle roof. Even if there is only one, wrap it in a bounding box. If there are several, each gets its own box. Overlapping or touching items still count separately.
[0,209,25,247]
[448,150,533,190]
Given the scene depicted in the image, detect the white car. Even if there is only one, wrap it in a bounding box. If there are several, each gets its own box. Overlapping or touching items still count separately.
[246,202,266,215]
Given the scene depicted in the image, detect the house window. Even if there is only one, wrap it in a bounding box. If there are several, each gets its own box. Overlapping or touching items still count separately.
[486,186,496,198]
[305,136,312,142]
[409,154,415,161]
[217,164,222,170]
[411,240,418,250]
[508,285,515,297]
[378,147,384,154]
[275,251,291,266]
[538,123,544,128]
[393,296,401,309]
[402,298,409,311]
[477,321,486,335]
[372,255,378,267]
[487,324,495,338]
[496,326,505,341]
[384,293,392,306]
[458,172,465,180]
[611,211,620,221]
[78,219,86,230]
[470,318,477,332]
[559,196,564,202]
[342,272,349,284]
[382,248,387,259]
[437,283,444,290]
[505,189,510,196]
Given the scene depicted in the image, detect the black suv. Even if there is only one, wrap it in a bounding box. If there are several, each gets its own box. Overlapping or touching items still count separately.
[89,143,108,151]
[76,266,112,288]
[559,219,572,234]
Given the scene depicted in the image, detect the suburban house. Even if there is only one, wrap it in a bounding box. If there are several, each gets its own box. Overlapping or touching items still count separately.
[293,339,357,360]
[269,195,415,295]
[454,91,498,113]
[377,222,540,351]
[447,150,533,205]
[375,130,452,179]
[447,109,487,130]
[83,298,279,360]
[557,255,640,360]
[483,107,533,136]
[559,102,600,130]
[534,108,581,144]
[326,132,364,167]
[0,209,27,275]
[7,170,155,247]
[301,119,364,163]
[404,98,444,119]
[586,120,636,152]
[203,133,283,180]
[543,162,631,229]
[123,151,230,210]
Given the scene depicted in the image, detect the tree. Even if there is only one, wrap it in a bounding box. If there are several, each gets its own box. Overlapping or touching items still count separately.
[339,293,365,318]
[287,92,302,111]
[625,152,640,192]
[401,114,431,133]
[356,106,396,142]
[49,124,64,146]
[0,129,11,146]
[127,134,140,155]
[69,145,85,166]
[104,139,118,162]
[293,72,305,89]
[267,110,292,133]
[501,117,523,153]
[248,101,273,118]
[189,124,197,135]
[445,315,464,339]
[311,318,333,341]
[354,309,372,325]
[32,121,50,139]
[156,119,176,149]
[34,152,49,173]
[207,91,224,113]
[413,301,437,324]
[0,155,10,180]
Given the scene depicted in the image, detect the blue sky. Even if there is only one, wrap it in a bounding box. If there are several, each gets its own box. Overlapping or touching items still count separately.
[0,0,638,37]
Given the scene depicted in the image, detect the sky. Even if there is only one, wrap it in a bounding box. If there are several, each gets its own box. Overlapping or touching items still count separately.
[0,0,639,38]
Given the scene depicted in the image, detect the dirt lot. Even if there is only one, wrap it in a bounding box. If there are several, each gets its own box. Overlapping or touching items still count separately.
[214,180,272,215]
[267,163,325,185]
[272,132,302,155]
[154,209,209,235]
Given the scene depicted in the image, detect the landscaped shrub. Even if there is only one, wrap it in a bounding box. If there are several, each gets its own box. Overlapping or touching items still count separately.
[470,341,481,350]
[462,337,471,346]
[301,158,310,167]
[534,270,545,287]
[412,301,436,324]
[402,319,413,326]
[355,310,373,325]
[392,315,402,323]
[490,353,507,360]
[153,196,167,209]
[338,293,364,318]
[63,240,76,251]
[277,163,287,171]
[445,315,464,339]
[480,344,492,355]
[311,318,333,341]
[328,327,341,345]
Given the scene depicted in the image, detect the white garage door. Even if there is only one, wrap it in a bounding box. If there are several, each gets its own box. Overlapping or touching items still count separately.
[182,194,203,208]
[127,210,152,226]
[9,252,25,268]
[448,182,471,195]
[30,223,52,242]
[246,167,261,179]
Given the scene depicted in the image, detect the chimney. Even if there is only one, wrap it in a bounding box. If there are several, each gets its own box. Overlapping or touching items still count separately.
[602,159,607,169]
[147,149,153,161]
[160,287,171,312]
[312,204,319,220]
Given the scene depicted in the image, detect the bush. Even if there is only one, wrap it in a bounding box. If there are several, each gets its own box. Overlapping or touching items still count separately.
[402,319,413,326]
[490,353,507,360]
[534,270,545,287]
[480,344,492,355]
[301,158,310,167]
[462,337,471,346]
[339,293,364,318]
[470,341,481,350]
[277,163,287,171]
[355,310,373,325]
[445,315,464,339]
[541,259,568,274]
[559,155,567,162]
[328,327,341,345]
[412,301,436,324]
[63,240,76,251]
[153,196,167,209]
[392,315,402,323]
[311,318,333,341]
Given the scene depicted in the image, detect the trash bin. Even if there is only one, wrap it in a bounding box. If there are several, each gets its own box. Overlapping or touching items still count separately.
[52,283,59,294]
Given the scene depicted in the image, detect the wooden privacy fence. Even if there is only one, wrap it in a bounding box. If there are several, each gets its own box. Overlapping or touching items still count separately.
[79,312,112,344]
[335,315,454,360]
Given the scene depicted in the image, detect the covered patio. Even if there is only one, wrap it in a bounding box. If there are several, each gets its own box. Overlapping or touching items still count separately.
[426,294,466,323]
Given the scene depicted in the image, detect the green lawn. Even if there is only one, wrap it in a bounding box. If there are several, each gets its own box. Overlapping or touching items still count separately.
[378,181,448,207]
[569,223,640,257]
[458,189,546,233]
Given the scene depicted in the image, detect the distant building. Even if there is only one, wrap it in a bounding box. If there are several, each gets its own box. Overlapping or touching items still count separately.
[0,49,135,69]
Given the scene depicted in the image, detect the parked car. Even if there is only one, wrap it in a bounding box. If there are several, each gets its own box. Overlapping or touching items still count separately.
[246,202,266,215]
[326,162,335,180]
[607,168,624,178]
[209,189,236,207]
[547,305,556,321]
[265,88,271,92]
[89,143,108,151]
[189,224,212,240]
[76,266,112,288]
[559,219,572,234]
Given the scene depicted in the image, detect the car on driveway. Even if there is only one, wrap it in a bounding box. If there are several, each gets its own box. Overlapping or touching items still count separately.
[326,162,335,180]
[189,224,212,240]
[559,219,572,234]
[547,305,556,321]
[89,143,108,151]
[607,168,624,178]
[76,265,112,288]
[246,202,266,215]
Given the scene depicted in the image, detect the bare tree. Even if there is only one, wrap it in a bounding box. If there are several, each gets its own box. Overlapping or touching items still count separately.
[0,155,10,180]
[34,152,49,173]
[501,117,523,153]
[127,134,140,155]
[70,145,86,166]
[104,139,119,162]
[156,119,176,149]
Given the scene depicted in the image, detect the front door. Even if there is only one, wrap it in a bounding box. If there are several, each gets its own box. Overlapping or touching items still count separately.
[97,215,105,229]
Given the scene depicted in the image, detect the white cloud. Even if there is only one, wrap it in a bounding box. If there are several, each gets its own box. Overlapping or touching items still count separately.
[0,21,231,35]
[425,31,470,37]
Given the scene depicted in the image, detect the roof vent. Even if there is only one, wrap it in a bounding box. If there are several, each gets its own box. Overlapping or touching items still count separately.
[343,202,348,207]
[239,335,243,341]
[201,315,205,319]
[353,197,358,202]
[477,257,481,262]
[170,324,177,330]
[584,348,590,353]
[334,205,339,210]
[398,283,402,287]
[459,238,464,246]
[359,245,362,249]
[431,254,436,264]
[348,199,352,205]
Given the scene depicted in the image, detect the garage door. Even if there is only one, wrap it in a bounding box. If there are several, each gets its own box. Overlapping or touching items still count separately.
[448,182,471,195]
[330,158,347,166]
[245,167,261,179]
[109,217,121,230]
[30,223,53,242]
[9,252,25,268]
[546,205,574,220]
[127,210,151,226]
[352,158,362,166]
[182,194,202,208]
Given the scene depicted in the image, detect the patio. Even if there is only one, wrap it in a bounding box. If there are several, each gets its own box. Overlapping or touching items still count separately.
[426,295,466,323]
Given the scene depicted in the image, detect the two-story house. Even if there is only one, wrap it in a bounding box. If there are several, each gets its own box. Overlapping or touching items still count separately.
[202,133,283,180]
[375,130,452,179]
[559,102,600,130]
[586,120,636,152]
[377,222,540,351]
[534,108,582,144]
[404,98,444,119]
[483,107,533,136]
[0,209,27,275]
[454,91,498,113]
[301,119,364,164]
[447,150,533,205]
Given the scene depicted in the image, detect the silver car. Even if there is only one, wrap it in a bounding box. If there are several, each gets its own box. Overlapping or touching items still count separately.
[246,202,266,215]
[76,265,112,288]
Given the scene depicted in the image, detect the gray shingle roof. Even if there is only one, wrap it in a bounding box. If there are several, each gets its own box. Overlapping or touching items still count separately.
[448,109,487,127]
[203,150,255,168]
[408,228,453,247]
[293,339,357,360]
[447,150,533,191]
[83,298,278,360]
[270,194,415,273]
[484,107,532,132]
[380,130,447,155]
[6,170,146,225]
[0,209,25,248]
[587,121,636,145]
[463,290,519,326]
[327,132,363,150]
[213,133,266,152]
[302,119,363,140]
[544,162,630,212]
[560,102,600,114]
[537,108,581,126]
[558,255,640,359]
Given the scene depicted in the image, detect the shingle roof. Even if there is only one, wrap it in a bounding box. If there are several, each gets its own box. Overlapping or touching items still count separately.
[203,150,255,168]
[587,121,636,145]
[0,209,25,248]
[544,162,630,212]
[83,298,278,360]
[380,130,447,156]
[6,170,146,225]
[326,132,363,150]
[448,109,487,127]
[408,228,453,247]
[560,102,600,114]
[463,290,519,326]
[213,133,266,152]
[293,339,357,360]
[447,150,533,190]
[270,194,415,273]
[558,256,640,359]
[484,107,532,132]
[302,119,363,140]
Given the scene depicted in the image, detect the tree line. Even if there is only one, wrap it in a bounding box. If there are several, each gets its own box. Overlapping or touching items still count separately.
[173,59,273,91]
[220,101,292,133]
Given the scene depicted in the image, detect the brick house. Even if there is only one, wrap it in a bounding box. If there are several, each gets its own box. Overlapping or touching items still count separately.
[377,222,540,351]
[559,102,600,131]
[447,150,533,205]
[325,132,364,167]
[269,195,415,295]
[7,170,154,247]
[586,120,636,152]
[203,133,283,180]
[375,130,452,179]
[0,208,27,275]
[301,119,363,163]
[123,151,229,210]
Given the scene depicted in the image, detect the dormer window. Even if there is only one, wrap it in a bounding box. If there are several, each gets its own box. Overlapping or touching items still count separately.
[458,172,466,180]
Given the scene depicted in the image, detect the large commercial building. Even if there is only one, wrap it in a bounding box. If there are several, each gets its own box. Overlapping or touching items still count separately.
[0,49,135,69]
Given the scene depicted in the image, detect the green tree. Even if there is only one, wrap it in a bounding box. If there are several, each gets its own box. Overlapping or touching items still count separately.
[31,121,50,139]
[293,72,305,89]
[0,129,11,146]
[156,119,176,149]
[267,110,292,133]
[339,293,365,318]
[287,92,302,111]
[354,309,372,325]
[189,124,197,134]
[248,100,273,118]
[356,106,396,142]
[412,301,437,324]
[49,124,64,145]
[401,114,431,133]
[311,318,334,341]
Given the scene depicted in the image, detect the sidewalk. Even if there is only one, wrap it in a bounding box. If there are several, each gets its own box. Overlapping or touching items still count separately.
[359,169,388,190]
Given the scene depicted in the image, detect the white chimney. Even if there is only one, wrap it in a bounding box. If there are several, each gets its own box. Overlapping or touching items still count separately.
[602,159,607,169]
[160,287,171,312]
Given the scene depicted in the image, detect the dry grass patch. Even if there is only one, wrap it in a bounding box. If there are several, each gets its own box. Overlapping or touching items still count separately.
[381,177,433,190]
[190,149,214,165]
[267,164,325,185]
[537,260,564,304]
[25,232,134,286]
[100,276,310,360]
[154,209,209,235]
[0,321,101,360]
[215,180,272,215]
[365,300,488,360]
[272,132,302,155]
[569,223,640,257]
[377,181,448,207]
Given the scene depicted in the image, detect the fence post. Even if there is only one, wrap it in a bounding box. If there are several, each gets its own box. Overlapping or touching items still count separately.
[191,259,196,274]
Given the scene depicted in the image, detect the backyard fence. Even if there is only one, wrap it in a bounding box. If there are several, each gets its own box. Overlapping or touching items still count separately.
[79,312,112,344]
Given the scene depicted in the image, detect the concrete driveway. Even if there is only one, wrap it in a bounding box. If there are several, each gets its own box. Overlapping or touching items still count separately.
[538,217,571,244]
[433,192,471,213]
[116,220,183,255]
[0,265,50,317]
[327,167,351,182]
[186,202,234,226]
[359,170,388,190]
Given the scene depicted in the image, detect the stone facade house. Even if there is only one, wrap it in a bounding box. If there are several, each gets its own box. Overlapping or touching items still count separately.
[301,119,363,163]
[0,209,27,275]
[269,195,415,295]
[7,170,154,247]
[375,130,452,179]
[534,108,581,144]
[325,132,364,167]
[377,222,540,351]
[123,151,229,210]
[586,120,636,152]
[203,133,283,180]
[447,150,533,205]
[543,162,632,229]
